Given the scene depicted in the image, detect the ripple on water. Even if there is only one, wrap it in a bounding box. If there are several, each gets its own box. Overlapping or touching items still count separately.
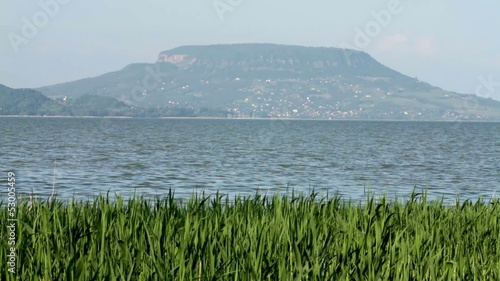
[0,118,498,203]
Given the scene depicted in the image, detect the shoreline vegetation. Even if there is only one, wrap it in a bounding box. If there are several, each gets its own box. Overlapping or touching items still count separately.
[1,192,500,280]
[1,115,500,123]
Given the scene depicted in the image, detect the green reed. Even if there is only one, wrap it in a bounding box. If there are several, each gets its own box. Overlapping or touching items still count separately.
[1,191,500,280]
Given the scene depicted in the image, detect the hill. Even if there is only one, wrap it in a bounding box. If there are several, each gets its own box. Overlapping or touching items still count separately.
[0,84,133,117]
[0,84,68,116]
[32,44,500,120]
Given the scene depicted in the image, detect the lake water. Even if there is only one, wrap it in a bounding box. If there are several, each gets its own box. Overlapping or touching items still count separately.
[1,117,498,204]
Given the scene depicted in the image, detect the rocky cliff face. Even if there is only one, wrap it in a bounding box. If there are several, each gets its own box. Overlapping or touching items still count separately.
[157,54,197,66]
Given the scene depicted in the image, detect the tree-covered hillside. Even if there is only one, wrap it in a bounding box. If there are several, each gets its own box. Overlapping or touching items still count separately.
[0,84,68,116]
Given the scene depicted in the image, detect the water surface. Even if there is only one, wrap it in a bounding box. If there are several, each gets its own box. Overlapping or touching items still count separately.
[1,117,498,203]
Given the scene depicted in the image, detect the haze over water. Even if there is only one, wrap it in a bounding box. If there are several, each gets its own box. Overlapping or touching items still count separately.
[1,117,498,204]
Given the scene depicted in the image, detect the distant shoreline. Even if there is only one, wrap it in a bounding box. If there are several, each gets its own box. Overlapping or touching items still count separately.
[0,115,133,119]
[1,115,499,123]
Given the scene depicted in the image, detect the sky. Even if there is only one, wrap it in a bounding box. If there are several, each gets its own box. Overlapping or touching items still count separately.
[1,0,499,100]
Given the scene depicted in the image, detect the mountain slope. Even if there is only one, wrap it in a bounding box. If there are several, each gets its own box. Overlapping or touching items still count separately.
[0,84,137,117]
[0,84,68,115]
[37,44,500,120]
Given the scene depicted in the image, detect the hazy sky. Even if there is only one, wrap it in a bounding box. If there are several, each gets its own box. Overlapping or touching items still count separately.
[1,0,499,100]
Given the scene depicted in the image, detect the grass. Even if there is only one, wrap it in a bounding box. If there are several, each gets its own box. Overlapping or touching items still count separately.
[1,191,500,280]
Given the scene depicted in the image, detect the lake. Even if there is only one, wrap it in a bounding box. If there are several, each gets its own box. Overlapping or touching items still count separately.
[1,117,498,203]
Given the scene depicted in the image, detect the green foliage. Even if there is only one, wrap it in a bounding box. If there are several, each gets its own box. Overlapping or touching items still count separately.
[0,85,226,117]
[69,95,131,117]
[1,192,500,280]
[0,85,68,116]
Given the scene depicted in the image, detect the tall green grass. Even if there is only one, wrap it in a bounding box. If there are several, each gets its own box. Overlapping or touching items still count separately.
[1,191,500,280]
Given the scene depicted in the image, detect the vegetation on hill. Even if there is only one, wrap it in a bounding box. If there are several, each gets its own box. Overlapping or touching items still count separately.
[0,84,227,117]
[35,44,500,120]
[0,84,68,116]
[69,95,131,117]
